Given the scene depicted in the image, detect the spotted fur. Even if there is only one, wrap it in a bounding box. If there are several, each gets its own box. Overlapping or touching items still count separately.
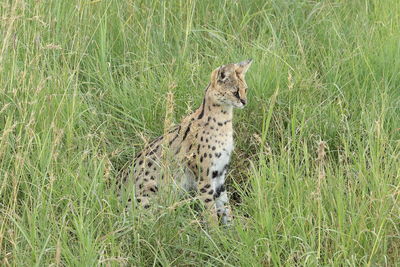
[119,59,253,225]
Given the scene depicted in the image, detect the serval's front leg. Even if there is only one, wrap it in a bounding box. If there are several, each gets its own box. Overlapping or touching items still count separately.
[196,167,219,225]
[213,169,232,225]
[196,162,233,225]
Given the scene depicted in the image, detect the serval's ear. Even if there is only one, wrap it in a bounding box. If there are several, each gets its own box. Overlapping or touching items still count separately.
[211,65,230,85]
[217,65,230,82]
[236,59,253,75]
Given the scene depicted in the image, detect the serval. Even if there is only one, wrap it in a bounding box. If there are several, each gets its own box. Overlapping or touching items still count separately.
[119,59,253,225]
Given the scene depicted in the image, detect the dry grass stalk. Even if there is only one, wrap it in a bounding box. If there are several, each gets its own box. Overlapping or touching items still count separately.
[162,86,176,182]
[287,71,294,91]
[316,140,327,198]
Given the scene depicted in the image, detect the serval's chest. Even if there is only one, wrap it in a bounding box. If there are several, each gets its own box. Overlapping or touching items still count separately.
[210,131,233,171]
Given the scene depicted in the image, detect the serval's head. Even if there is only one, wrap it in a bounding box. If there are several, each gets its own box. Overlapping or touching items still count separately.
[209,59,253,109]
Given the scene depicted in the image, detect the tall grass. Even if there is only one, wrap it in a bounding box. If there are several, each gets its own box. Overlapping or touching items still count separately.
[1,0,399,265]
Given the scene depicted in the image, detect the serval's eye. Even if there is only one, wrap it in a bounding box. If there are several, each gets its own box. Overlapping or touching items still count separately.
[234,91,240,98]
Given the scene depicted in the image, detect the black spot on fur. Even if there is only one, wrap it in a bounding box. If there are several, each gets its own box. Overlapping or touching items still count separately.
[208,189,214,195]
[214,185,226,199]
[212,171,219,179]
[150,186,158,193]
[148,145,159,156]
[182,123,191,141]
[145,171,149,175]
[149,135,163,146]
[219,184,226,193]
[192,163,198,170]
[200,156,203,162]
[198,98,206,119]
[217,184,225,194]
[204,198,212,203]
[212,146,216,150]
[169,134,179,146]
[200,188,207,193]
[144,204,150,209]
[168,125,181,134]
[148,162,152,167]
[134,152,142,161]
[139,160,143,165]
[218,122,223,126]
[204,184,211,189]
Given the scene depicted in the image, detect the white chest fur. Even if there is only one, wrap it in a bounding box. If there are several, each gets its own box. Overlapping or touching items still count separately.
[211,133,233,188]
[215,135,233,167]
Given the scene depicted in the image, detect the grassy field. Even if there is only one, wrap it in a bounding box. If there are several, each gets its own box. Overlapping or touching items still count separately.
[1,0,399,265]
